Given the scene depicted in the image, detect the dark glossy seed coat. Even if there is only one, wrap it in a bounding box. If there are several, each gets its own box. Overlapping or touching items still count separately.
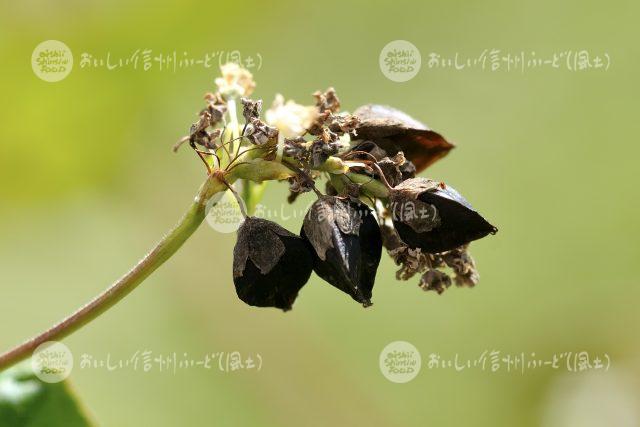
[233,217,313,311]
[391,179,497,253]
[301,197,382,306]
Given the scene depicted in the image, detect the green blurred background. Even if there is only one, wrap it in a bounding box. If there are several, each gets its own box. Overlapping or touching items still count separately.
[1,0,639,425]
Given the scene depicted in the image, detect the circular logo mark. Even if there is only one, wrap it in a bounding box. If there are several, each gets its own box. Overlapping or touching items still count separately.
[379,40,421,83]
[205,189,247,233]
[31,341,73,383]
[379,340,421,383]
[31,40,73,82]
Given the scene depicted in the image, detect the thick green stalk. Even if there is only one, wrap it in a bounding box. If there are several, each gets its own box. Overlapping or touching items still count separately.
[0,175,226,372]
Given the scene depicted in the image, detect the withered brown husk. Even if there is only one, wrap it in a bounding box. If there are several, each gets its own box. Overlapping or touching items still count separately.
[442,245,480,287]
[381,223,478,294]
[241,97,262,122]
[245,118,279,145]
[233,217,313,311]
[377,153,410,187]
[420,269,452,294]
[353,104,454,172]
[301,197,382,307]
[345,142,416,186]
[313,87,341,114]
[381,224,442,281]
[204,92,227,123]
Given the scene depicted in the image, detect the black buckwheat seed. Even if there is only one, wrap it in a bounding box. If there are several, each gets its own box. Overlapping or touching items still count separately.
[233,217,313,311]
[390,178,498,253]
[301,196,382,307]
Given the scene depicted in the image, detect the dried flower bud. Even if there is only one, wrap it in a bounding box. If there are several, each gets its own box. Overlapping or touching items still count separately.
[390,178,497,253]
[208,104,227,125]
[381,224,435,280]
[320,127,338,144]
[204,92,227,124]
[245,119,279,145]
[188,109,221,150]
[241,98,262,122]
[301,197,382,306]
[283,136,309,162]
[310,140,339,168]
[288,172,315,195]
[442,245,480,287]
[233,217,313,311]
[377,153,408,187]
[313,87,341,113]
[353,104,454,172]
[419,269,452,294]
[190,110,213,136]
[328,113,360,134]
[307,110,332,136]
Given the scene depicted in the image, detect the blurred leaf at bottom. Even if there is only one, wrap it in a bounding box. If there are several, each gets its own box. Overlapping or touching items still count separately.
[0,363,93,427]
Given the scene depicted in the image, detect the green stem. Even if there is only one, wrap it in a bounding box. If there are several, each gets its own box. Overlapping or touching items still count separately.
[226,97,240,156]
[344,172,390,198]
[0,174,226,372]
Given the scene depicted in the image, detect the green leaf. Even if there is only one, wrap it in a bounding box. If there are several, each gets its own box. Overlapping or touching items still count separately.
[0,363,94,427]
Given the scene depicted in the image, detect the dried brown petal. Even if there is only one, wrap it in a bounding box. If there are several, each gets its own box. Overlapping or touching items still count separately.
[420,269,452,294]
[328,114,360,134]
[246,118,279,145]
[288,173,315,195]
[443,245,480,287]
[204,92,227,124]
[377,152,407,186]
[310,138,340,168]
[190,110,212,136]
[307,110,332,136]
[353,104,454,172]
[241,98,263,122]
[283,136,308,162]
[313,87,341,113]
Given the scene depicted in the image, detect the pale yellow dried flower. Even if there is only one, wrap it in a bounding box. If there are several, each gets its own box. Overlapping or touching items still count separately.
[215,62,256,98]
[265,94,318,138]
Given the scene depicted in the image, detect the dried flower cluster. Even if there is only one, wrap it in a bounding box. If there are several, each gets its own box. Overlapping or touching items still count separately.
[175,64,498,311]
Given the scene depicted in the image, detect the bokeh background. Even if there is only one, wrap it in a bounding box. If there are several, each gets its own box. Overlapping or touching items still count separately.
[1,0,639,425]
